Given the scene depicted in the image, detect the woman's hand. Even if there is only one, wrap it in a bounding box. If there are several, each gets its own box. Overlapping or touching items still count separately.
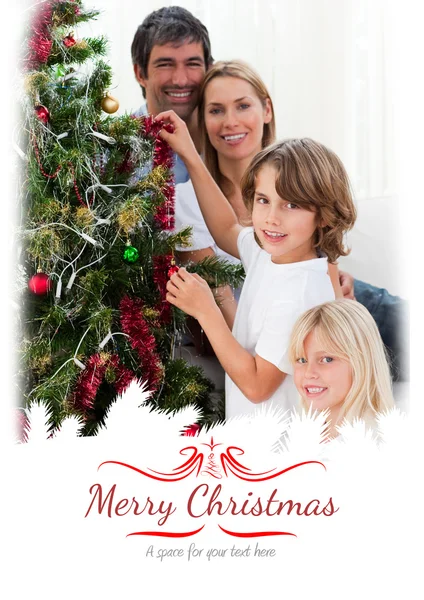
[155,110,199,164]
[166,267,219,321]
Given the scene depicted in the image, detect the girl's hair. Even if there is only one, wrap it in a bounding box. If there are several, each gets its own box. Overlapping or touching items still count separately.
[198,60,276,195]
[241,139,357,263]
[289,299,394,428]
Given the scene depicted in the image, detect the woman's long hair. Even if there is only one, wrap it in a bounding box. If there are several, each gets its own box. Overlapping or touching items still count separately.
[289,300,394,428]
[198,60,276,195]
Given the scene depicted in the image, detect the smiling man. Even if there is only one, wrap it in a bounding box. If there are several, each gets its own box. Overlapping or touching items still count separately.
[131,7,212,152]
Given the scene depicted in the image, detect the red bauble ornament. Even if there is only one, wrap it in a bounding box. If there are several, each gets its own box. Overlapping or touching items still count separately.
[63,34,76,48]
[35,105,50,124]
[28,272,51,295]
[183,423,200,437]
[168,265,179,278]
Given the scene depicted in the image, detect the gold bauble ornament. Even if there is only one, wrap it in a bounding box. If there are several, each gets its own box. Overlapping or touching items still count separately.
[101,93,119,114]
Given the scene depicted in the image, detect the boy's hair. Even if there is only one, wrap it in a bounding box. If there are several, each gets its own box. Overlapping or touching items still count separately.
[198,60,276,195]
[289,300,394,428]
[241,139,357,263]
[131,6,213,98]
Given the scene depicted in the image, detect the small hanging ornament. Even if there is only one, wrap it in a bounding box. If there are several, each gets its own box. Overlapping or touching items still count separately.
[63,33,76,48]
[123,240,140,264]
[34,104,50,124]
[168,256,179,278]
[28,270,51,295]
[101,92,119,114]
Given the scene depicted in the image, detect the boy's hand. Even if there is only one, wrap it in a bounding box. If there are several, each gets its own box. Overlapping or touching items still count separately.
[166,267,219,321]
[155,110,198,164]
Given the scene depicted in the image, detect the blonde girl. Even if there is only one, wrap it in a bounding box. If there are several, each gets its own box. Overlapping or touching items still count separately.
[289,299,395,436]
[157,113,356,418]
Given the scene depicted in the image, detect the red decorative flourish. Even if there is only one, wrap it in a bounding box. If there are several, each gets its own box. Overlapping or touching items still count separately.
[127,525,205,538]
[99,437,325,482]
[200,451,222,479]
[99,446,204,481]
[218,525,296,538]
[220,447,326,482]
[119,296,163,391]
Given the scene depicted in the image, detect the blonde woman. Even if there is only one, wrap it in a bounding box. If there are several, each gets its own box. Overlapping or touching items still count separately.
[289,299,395,437]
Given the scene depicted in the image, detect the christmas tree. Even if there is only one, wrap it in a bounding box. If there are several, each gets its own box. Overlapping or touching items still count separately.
[18,0,243,435]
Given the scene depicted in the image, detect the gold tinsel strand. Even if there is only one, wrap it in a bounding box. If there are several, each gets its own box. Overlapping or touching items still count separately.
[29,354,52,376]
[74,206,94,229]
[185,382,203,396]
[74,40,88,51]
[24,72,50,97]
[135,165,169,192]
[142,307,160,322]
[117,197,148,234]
[117,207,139,235]
[33,198,63,222]
[105,365,117,384]
[107,119,140,139]
[28,227,61,260]
[99,351,111,364]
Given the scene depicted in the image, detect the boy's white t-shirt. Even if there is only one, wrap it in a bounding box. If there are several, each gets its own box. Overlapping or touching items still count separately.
[226,227,335,419]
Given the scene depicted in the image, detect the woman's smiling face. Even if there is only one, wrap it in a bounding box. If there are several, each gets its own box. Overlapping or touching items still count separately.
[203,76,272,162]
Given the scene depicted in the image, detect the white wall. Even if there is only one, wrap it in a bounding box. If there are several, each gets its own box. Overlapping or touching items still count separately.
[78,0,405,296]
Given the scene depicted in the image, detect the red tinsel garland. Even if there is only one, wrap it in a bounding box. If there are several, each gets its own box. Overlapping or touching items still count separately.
[153,254,173,323]
[142,115,175,230]
[119,296,163,391]
[155,181,176,230]
[72,353,108,411]
[15,409,29,443]
[183,423,201,437]
[72,353,136,412]
[116,149,135,175]
[112,358,137,395]
[25,2,54,71]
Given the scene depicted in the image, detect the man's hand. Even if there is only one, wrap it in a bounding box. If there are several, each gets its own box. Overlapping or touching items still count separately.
[339,270,356,300]
[166,267,218,320]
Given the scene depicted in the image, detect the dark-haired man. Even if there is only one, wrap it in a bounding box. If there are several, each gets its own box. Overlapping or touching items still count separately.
[131,6,212,156]
[130,6,409,381]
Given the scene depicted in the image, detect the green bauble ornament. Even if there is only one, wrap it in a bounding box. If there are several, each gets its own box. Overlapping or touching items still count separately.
[123,245,139,264]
